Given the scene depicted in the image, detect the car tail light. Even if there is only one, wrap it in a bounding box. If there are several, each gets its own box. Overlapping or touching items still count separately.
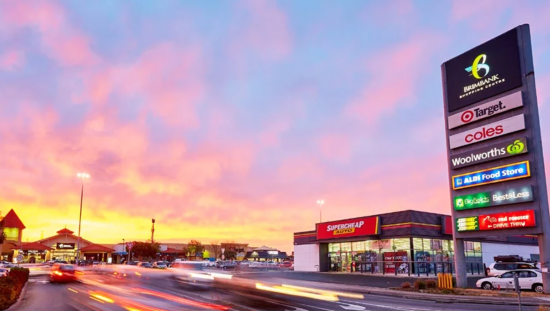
[53,271,63,276]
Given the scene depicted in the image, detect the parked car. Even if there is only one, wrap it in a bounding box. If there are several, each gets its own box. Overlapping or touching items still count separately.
[137,262,152,268]
[486,262,539,276]
[152,261,167,269]
[219,261,238,270]
[127,261,139,266]
[0,268,8,277]
[477,269,544,293]
[50,264,77,283]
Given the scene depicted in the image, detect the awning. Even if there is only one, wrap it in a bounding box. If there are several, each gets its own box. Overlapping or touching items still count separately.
[113,252,128,255]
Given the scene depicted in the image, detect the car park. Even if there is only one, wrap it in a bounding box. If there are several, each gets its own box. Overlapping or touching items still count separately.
[477,269,544,293]
[50,264,77,283]
[486,261,539,276]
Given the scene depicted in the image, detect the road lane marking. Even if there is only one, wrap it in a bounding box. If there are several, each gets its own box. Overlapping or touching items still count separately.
[341,299,441,311]
[335,302,366,310]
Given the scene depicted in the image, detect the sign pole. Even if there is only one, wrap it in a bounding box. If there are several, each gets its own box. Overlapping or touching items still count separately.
[520,25,550,294]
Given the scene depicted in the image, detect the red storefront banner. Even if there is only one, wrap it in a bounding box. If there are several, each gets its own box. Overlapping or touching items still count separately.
[316,216,379,240]
[384,251,408,274]
[479,210,536,231]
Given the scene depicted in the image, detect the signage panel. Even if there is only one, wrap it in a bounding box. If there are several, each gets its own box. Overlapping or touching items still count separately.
[448,92,523,129]
[444,29,522,112]
[450,137,528,169]
[454,185,534,210]
[449,114,525,149]
[456,216,479,232]
[480,210,536,231]
[452,161,530,190]
[56,243,75,250]
[316,216,379,240]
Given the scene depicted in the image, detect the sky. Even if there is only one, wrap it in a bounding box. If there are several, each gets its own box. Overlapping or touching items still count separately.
[1,0,550,252]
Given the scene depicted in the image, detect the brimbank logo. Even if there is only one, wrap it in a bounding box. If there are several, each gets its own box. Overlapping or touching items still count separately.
[465,54,490,79]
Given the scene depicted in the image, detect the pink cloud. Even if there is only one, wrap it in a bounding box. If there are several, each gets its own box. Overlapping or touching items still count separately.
[0,0,98,67]
[229,0,292,61]
[0,50,24,71]
[317,134,351,163]
[345,33,447,123]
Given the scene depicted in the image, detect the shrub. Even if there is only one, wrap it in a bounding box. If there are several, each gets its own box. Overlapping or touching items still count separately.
[537,306,550,311]
[0,277,19,310]
[401,282,411,289]
[414,280,427,290]
[9,267,29,285]
[426,279,437,289]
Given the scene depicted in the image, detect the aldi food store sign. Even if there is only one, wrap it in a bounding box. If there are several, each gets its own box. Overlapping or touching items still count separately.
[316,216,379,240]
[444,29,522,112]
[452,161,530,190]
[454,185,534,210]
[456,210,536,232]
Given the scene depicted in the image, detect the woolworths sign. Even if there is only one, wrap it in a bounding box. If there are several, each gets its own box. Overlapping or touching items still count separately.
[454,185,534,210]
[450,137,528,169]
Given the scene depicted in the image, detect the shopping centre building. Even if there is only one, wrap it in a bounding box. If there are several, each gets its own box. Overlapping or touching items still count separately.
[294,210,539,274]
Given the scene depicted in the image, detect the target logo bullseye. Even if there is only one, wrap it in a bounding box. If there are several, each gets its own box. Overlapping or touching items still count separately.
[461,110,474,123]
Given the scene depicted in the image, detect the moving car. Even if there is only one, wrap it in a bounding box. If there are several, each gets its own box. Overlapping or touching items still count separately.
[476,269,544,293]
[50,264,77,283]
[172,262,214,289]
[137,262,152,268]
[486,262,539,276]
[152,261,167,269]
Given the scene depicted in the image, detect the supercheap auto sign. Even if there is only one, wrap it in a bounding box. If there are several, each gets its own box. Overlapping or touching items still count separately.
[452,161,530,190]
[316,216,379,240]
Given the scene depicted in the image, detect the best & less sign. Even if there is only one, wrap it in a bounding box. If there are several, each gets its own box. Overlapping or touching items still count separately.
[454,185,534,210]
[316,216,379,240]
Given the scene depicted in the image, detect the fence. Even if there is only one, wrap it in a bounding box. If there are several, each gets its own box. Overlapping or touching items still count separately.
[345,260,485,277]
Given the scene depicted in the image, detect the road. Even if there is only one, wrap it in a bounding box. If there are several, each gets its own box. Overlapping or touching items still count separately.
[235,270,484,289]
[16,267,541,311]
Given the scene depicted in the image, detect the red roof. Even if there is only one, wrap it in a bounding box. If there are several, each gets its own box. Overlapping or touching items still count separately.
[12,242,51,251]
[161,247,182,254]
[56,228,74,234]
[1,209,25,229]
[79,244,115,253]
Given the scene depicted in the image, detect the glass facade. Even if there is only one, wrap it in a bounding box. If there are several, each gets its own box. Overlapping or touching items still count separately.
[327,237,480,274]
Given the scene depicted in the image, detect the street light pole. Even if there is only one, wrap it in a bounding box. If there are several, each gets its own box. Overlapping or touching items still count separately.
[76,172,90,264]
[316,200,324,223]
[122,238,125,264]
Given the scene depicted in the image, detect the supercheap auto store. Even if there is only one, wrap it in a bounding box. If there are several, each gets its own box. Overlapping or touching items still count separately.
[293,210,539,274]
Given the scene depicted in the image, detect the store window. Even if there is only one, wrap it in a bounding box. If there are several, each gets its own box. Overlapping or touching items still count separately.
[328,243,340,253]
[352,241,365,252]
[340,242,352,252]
[3,227,19,241]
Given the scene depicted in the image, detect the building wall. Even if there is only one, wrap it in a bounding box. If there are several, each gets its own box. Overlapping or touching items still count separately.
[481,242,539,266]
[294,244,320,272]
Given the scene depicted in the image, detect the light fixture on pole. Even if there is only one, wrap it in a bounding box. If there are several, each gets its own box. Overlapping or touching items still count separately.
[76,172,90,263]
[316,200,324,223]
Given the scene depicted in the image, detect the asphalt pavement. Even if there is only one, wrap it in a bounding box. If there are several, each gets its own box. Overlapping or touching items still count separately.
[16,269,542,311]
[234,270,484,289]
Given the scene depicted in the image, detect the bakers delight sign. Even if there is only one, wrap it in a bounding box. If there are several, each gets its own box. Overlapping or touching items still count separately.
[316,216,379,240]
[449,114,525,149]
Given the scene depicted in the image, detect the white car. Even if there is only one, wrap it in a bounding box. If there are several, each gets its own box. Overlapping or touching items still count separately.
[486,262,538,276]
[0,268,8,277]
[476,269,544,293]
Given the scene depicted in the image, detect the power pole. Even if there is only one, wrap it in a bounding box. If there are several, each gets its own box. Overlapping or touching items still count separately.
[151,219,155,243]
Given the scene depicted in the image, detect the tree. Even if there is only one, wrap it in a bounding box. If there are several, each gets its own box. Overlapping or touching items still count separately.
[187,240,204,256]
[210,241,221,259]
[222,241,238,260]
[131,241,160,260]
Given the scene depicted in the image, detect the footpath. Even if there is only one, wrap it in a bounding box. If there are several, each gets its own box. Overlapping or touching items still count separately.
[235,271,550,307]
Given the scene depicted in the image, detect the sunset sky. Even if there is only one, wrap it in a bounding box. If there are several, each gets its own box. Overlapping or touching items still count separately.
[1,0,550,252]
